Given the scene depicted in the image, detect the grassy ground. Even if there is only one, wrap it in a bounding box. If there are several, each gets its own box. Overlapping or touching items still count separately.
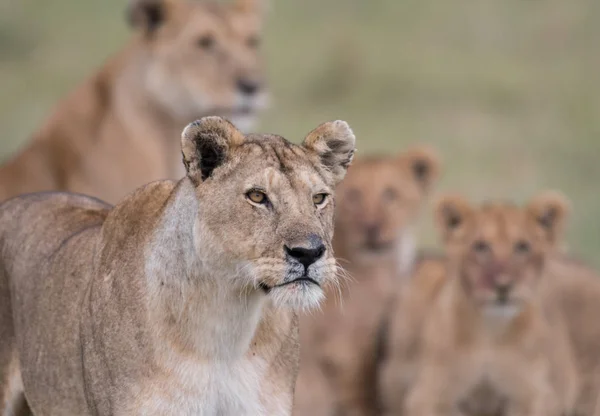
[1,0,599,265]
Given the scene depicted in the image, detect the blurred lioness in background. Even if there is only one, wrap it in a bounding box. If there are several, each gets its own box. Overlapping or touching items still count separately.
[294,147,440,416]
[0,0,268,204]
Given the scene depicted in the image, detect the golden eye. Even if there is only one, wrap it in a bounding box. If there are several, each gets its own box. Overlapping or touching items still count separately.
[313,193,328,206]
[247,190,267,204]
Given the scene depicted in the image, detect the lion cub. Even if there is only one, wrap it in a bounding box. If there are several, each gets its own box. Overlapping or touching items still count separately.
[404,193,579,416]
[0,0,268,204]
[294,148,440,416]
[0,117,355,415]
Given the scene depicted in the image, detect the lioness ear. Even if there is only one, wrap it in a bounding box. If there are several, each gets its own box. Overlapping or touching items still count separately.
[302,120,356,185]
[181,117,245,185]
[127,0,172,34]
[526,191,570,247]
[398,145,441,192]
[434,194,473,244]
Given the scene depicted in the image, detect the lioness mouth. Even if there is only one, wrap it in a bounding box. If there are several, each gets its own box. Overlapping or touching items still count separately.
[259,277,320,294]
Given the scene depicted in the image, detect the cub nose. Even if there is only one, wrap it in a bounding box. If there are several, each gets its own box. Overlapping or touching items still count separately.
[365,224,381,243]
[285,236,326,269]
[495,283,512,303]
[237,78,260,96]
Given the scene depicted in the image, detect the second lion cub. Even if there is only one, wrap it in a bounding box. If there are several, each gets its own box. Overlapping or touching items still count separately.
[405,193,578,416]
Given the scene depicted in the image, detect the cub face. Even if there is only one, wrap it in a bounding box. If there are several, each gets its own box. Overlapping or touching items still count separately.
[181,117,355,311]
[334,147,439,264]
[435,192,570,317]
[128,0,268,131]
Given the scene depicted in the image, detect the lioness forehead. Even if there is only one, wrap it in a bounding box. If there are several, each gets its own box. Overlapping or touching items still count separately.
[238,135,329,186]
[174,1,259,34]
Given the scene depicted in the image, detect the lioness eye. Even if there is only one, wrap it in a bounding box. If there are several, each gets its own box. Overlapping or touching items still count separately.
[247,190,267,204]
[197,34,215,50]
[514,240,531,254]
[313,193,328,206]
[247,35,260,48]
[472,240,490,254]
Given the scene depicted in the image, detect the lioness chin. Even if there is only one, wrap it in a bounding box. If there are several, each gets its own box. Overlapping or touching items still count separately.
[0,0,268,204]
[0,117,356,416]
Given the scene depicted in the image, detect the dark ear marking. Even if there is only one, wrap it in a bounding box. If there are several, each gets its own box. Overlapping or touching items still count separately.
[180,117,245,185]
[434,194,472,243]
[399,145,441,191]
[537,207,556,229]
[196,137,227,182]
[127,0,167,34]
[413,159,429,181]
[445,209,462,229]
[302,120,356,185]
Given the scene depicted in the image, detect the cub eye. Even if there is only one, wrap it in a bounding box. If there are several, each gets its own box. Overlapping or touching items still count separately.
[514,240,531,254]
[246,190,268,205]
[247,35,260,48]
[197,34,215,50]
[382,187,398,202]
[313,193,328,206]
[472,240,490,254]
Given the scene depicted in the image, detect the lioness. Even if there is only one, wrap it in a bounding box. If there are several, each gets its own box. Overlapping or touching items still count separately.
[0,117,356,415]
[405,193,579,416]
[0,0,267,204]
[294,148,440,416]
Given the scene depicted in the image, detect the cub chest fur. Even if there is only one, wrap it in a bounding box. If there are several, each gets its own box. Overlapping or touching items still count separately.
[124,353,270,416]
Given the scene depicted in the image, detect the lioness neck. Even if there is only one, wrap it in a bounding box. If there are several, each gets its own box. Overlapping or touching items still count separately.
[145,180,267,361]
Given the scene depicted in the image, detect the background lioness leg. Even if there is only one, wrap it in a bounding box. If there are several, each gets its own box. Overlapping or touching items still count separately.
[0,267,32,416]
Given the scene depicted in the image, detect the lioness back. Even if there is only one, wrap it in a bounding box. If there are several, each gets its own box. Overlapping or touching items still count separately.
[0,192,110,414]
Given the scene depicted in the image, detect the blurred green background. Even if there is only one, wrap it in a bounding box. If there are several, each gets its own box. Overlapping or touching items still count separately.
[1,0,599,264]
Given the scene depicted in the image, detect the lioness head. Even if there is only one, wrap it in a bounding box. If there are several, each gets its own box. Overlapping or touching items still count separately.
[334,147,439,269]
[435,192,570,317]
[128,0,268,131]
[181,117,355,310]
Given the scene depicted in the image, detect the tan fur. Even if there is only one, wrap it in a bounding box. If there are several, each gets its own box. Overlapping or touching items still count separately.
[294,147,440,416]
[543,255,600,415]
[0,0,267,204]
[404,193,579,416]
[377,252,447,416]
[0,117,356,415]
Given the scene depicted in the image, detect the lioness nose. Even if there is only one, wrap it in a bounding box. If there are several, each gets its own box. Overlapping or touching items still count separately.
[285,238,326,269]
[237,78,260,95]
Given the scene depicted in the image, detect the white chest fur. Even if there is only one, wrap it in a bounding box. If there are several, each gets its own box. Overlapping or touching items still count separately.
[121,353,269,416]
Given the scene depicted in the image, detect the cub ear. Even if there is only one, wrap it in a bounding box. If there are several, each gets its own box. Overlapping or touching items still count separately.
[235,0,268,15]
[181,117,245,185]
[302,120,356,185]
[434,194,473,244]
[398,145,441,192]
[127,0,172,34]
[526,191,570,247]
